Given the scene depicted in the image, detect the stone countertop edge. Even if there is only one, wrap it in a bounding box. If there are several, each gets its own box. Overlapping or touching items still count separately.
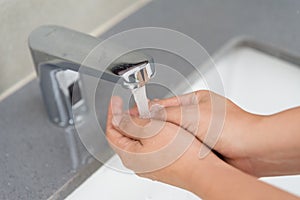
[48,159,101,200]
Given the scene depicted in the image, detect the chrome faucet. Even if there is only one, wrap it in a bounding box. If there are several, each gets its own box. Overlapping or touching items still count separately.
[28,25,155,127]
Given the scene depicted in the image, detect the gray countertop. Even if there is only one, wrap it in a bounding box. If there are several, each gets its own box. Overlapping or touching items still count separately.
[0,80,75,199]
[1,0,300,199]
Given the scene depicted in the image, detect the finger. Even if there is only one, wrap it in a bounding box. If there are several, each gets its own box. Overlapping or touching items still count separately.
[128,106,139,116]
[106,126,137,151]
[106,96,140,152]
[113,113,166,140]
[151,104,201,136]
[129,90,210,116]
[128,103,140,116]
[128,98,161,116]
[128,93,193,117]
[149,90,208,108]
[106,96,122,130]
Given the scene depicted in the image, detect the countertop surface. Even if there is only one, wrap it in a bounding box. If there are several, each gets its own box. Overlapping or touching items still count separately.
[1,0,300,199]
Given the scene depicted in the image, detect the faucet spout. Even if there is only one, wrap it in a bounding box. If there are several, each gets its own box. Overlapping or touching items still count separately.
[28,25,155,127]
[111,61,154,89]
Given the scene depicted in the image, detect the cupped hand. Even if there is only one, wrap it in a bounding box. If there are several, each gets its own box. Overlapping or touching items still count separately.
[106,96,223,192]
[105,95,300,200]
[130,90,280,177]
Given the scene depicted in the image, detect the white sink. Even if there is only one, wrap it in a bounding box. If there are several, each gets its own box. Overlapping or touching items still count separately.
[67,45,300,199]
[66,155,199,200]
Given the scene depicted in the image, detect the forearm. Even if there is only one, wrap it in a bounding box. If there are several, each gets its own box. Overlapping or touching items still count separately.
[251,106,300,176]
[188,156,299,200]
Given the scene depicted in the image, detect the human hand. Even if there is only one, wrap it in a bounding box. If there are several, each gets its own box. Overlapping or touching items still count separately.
[129,90,300,177]
[106,96,223,193]
[106,95,300,200]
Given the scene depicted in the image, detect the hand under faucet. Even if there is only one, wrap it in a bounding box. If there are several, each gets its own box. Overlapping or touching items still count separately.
[106,91,300,200]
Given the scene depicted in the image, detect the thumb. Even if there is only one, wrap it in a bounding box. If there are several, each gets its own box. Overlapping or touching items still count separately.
[106,96,123,129]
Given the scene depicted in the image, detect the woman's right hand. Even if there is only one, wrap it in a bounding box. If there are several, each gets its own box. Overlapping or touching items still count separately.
[108,95,300,200]
[131,90,300,177]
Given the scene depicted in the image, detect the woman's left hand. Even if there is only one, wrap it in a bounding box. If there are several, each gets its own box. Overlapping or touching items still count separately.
[106,96,222,194]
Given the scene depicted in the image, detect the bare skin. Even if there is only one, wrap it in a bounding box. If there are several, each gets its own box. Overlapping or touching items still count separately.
[106,91,300,200]
[129,90,300,177]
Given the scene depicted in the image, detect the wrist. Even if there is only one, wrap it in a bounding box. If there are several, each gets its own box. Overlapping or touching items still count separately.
[254,112,300,176]
[181,148,226,198]
[187,156,299,200]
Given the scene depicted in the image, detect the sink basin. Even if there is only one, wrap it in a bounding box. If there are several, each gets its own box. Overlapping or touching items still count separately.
[66,155,199,200]
[67,41,300,199]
